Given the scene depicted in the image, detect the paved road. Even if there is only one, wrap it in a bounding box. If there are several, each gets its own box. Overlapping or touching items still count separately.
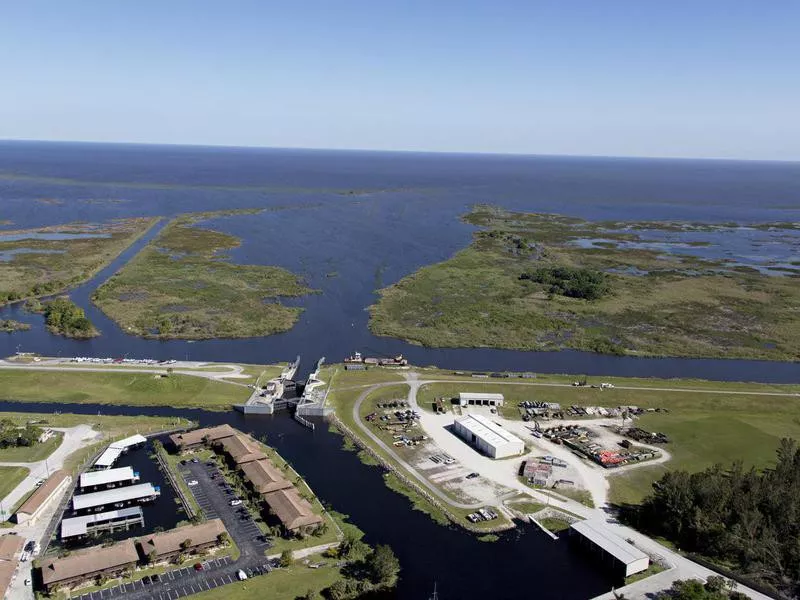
[350,375,773,600]
[1,425,100,521]
[0,360,251,387]
[72,460,272,600]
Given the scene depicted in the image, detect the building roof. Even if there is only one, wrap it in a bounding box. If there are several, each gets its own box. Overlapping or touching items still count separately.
[570,519,649,565]
[94,447,123,468]
[72,483,159,511]
[16,470,69,516]
[217,434,266,464]
[79,466,137,489]
[0,535,23,561]
[109,434,147,450]
[39,539,139,586]
[169,425,237,449]
[0,560,18,600]
[263,488,323,531]
[61,507,144,539]
[459,392,505,401]
[240,459,292,494]
[138,519,227,558]
[454,414,523,448]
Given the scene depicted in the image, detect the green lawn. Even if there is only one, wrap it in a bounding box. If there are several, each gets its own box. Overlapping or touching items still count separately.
[190,562,342,600]
[0,466,29,502]
[0,431,63,463]
[0,369,249,410]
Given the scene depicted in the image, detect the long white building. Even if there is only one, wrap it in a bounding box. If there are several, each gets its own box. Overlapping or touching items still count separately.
[61,507,145,539]
[570,519,649,577]
[79,467,140,491]
[453,414,525,459]
[72,483,160,512]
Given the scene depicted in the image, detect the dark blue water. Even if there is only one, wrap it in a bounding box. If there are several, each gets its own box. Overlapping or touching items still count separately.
[1,140,799,382]
[0,400,616,600]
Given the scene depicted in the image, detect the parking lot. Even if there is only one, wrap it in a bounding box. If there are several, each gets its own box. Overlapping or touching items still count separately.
[72,456,272,600]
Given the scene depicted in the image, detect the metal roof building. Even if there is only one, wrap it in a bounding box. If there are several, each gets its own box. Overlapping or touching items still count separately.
[72,483,160,512]
[61,507,144,539]
[109,434,147,450]
[453,414,525,459]
[458,392,505,407]
[570,519,649,577]
[79,466,139,490]
[93,447,123,470]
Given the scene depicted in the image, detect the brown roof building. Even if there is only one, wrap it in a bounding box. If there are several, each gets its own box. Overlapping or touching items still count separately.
[0,534,23,600]
[38,538,139,592]
[169,424,237,450]
[15,470,71,525]
[263,488,323,533]
[216,434,266,464]
[137,519,227,563]
[239,459,292,494]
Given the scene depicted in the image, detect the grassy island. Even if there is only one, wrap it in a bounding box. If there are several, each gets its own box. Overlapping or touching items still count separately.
[0,319,30,333]
[369,206,800,360]
[0,217,158,305]
[93,210,314,339]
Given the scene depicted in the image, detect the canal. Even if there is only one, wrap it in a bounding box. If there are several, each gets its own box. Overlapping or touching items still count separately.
[0,400,617,600]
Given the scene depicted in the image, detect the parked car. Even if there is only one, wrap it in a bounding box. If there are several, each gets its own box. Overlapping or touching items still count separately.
[230,499,242,506]
[151,574,161,583]
[187,480,199,486]
[191,458,199,463]
[194,563,204,571]
[466,472,479,479]
[237,569,248,581]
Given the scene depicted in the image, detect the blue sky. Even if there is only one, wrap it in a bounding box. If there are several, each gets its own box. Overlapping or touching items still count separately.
[1,1,798,159]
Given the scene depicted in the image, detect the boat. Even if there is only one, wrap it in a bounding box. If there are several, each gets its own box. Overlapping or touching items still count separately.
[344,351,363,363]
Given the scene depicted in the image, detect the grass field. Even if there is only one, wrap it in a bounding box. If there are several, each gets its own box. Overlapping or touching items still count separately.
[189,562,342,600]
[0,369,249,410]
[0,217,158,305]
[369,206,800,360]
[0,431,63,463]
[93,211,314,339]
[0,466,29,502]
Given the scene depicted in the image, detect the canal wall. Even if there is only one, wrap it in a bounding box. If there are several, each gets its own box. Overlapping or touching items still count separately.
[329,415,515,535]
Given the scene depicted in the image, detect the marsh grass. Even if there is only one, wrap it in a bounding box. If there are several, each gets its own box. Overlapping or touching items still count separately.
[369,207,800,360]
[93,211,315,339]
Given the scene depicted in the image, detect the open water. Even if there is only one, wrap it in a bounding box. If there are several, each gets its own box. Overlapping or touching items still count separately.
[1,142,800,599]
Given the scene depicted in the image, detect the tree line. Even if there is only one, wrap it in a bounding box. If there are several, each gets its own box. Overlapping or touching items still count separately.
[519,266,611,300]
[634,438,800,598]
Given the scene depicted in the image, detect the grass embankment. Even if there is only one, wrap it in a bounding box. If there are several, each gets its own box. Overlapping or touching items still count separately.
[0,431,63,463]
[155,443,204,517]
[0,217,158,305]
[369,206,800,360]
[0,466,29,502]
[415,377,800,505]
[0,369,249,410]
[93,210,315,339]
[189,562,342,600]
[326,370,511,531]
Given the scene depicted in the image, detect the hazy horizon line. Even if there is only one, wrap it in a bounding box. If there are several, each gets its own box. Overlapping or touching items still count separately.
[1,136,798,165]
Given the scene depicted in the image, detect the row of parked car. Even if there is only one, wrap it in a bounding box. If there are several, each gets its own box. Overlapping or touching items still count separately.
[467,508,499,523]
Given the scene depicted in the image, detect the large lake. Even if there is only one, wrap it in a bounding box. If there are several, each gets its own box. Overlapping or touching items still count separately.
[1,141,799,381]
[1,142,800,598]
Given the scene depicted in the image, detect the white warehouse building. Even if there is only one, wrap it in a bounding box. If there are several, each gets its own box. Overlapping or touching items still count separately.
[458,392,504,407]
[453,414,525,459]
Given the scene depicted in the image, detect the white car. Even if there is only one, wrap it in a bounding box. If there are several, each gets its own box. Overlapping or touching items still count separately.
[230,499,242,506]
[237,569,248,581]
[187,480,199,487]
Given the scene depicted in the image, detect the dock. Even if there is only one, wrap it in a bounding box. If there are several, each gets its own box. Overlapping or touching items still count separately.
[61,506,145,540]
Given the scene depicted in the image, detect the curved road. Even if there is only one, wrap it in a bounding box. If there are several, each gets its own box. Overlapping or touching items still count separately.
[350,375,772,600]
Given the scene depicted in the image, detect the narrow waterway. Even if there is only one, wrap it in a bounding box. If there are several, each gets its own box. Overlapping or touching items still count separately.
[0,400,617,599]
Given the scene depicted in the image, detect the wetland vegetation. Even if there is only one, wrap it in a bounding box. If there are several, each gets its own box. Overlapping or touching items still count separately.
[93,210,315,339]
[370,206,800,360]
[0,319,30,333]
[0,217,158,305]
